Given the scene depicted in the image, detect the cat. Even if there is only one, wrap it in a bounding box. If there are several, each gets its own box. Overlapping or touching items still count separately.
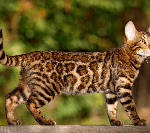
[0,21,149,126]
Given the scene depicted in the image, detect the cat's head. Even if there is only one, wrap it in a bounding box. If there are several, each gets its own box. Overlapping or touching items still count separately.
[124,21,150,58]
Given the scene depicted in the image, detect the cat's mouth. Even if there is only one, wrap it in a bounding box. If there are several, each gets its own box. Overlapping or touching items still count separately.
[137,49,150,58]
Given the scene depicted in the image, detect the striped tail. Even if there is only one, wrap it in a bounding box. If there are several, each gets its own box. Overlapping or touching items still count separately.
[0,29,24,67]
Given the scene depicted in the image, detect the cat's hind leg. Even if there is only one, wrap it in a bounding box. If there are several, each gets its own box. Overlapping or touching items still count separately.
[26,88,56,125]
[5,86,29,125]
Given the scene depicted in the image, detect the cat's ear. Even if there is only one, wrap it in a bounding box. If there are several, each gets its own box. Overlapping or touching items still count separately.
[125,21,137,42]
[147,26,150,34]
[124,35,127,44]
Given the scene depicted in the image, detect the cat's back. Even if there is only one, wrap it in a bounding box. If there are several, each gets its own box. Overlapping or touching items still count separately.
[23,49,126,95]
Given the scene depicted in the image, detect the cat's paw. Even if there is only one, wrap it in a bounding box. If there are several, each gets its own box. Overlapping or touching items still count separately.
[47,119,56,125]
[8,119,22,125]
[110,119,124,126]
[134,119,148,126]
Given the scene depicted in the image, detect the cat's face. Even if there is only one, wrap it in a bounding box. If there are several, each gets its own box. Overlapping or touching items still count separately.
[125,21,150,58]
[138,31,150,57]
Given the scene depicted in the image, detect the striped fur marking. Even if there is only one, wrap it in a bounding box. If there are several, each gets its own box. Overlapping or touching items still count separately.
[2,21,150,126]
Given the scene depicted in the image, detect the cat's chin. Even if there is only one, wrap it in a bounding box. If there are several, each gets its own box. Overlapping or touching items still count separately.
[137,50,150,58]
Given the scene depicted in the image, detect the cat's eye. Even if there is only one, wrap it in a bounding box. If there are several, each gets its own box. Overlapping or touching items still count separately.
[141,39,146,44]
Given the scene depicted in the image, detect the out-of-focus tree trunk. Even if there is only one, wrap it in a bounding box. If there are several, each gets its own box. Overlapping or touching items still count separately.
[133,58,150,108]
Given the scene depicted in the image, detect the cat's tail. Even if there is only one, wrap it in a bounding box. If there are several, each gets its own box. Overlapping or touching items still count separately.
[0,29,24,67]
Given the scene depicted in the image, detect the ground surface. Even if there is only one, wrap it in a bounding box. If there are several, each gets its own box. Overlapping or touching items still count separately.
[0,125,150,133]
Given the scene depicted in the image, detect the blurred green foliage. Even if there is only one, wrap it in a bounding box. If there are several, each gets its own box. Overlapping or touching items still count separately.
[0,0,150,125]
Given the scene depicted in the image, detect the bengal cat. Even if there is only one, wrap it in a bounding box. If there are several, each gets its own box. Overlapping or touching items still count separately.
[0,21,150,126]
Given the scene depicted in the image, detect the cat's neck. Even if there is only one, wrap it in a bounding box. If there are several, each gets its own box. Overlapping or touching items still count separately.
[121,44,145,66]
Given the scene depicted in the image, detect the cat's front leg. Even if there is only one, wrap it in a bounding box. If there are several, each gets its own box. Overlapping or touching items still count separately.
[105,90,124,126]
[116,85,148,126]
